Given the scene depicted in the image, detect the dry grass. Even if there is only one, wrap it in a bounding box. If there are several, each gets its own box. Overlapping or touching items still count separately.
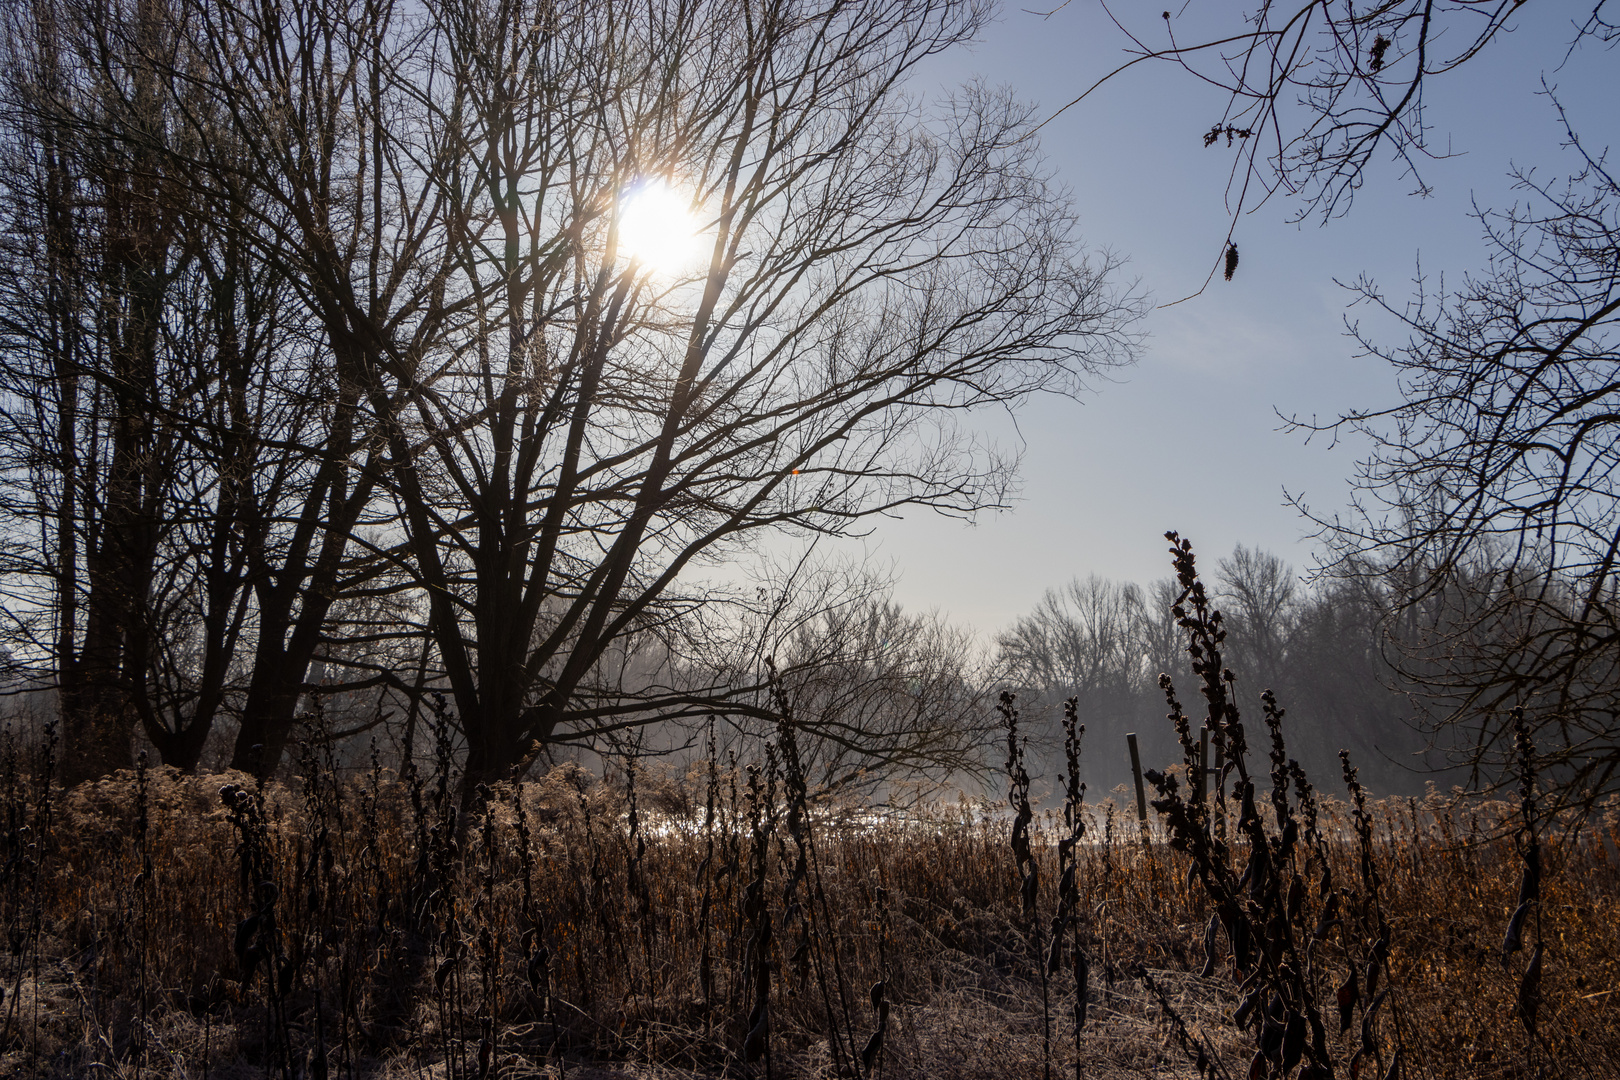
[0,744,1615,1080]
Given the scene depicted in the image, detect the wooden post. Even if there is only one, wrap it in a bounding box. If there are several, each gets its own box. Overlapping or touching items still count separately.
[1126,732,1148,827]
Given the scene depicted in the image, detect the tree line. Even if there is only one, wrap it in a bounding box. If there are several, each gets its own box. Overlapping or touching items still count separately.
[995,544,1433,798]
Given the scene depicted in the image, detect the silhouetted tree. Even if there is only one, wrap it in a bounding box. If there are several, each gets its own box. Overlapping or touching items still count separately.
[3,0,1141,790]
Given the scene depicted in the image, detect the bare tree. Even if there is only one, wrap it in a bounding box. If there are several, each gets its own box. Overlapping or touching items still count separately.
[0,0,201,780]
[999,575,1147,699]
[0,0,406,778]
[996,574,1166,789]
[1215,544,1297,694]
[33,0,1138,792]
[776,601,996,796]
[678,561,1002,797]
[1305,142,1620,808]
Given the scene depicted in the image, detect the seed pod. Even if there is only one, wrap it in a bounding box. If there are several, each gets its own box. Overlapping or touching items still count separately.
[1261,1018,1286,1062]
[234,914,262,962]
[1260,995,1287,1062]
[1336,969,1359,1035]
[1287,873,1305,926]
[1264,913,1288,967]
[1502,900,1530,959]
[744,1014,769,1063]
[1281,1012,1307,1073]
[1020,868,1038,920]
[1238,781,1259,831]
[528,948,549,996]
[239,944,264,986]
[1517,942,1544,1032]
[1517,841,1541,906]
[745,1001,769,1062]
[1361,988,1389,1055]
[1235,986,1262,1030]
[1231,913,1254,973]
[860,1027,884,1072]
[1200,913,1220,978]
[277,960,295,999]
[1314,888,1340,942]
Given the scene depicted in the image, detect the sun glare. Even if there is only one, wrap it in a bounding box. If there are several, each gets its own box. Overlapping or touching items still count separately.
[617,180,701,274]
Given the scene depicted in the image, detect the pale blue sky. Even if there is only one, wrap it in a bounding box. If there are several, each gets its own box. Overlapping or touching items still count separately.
[839,1,1620,634]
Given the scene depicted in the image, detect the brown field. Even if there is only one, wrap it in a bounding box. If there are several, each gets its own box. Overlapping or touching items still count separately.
[1,731,1616,1080]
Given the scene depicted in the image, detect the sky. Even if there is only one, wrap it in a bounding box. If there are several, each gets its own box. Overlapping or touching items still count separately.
[824,0,1620,636]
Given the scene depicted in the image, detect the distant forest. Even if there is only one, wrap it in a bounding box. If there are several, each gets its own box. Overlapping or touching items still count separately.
[995,545,1438,802]
[2,528,1445,800]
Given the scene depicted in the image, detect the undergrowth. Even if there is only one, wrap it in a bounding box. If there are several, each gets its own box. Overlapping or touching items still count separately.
[3,539,1617,1079]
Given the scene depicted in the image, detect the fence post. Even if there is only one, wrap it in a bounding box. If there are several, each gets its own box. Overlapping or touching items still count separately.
[1126,732,1148,828]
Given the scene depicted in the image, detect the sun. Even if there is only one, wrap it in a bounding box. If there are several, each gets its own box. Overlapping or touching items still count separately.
[617,180,701,274]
